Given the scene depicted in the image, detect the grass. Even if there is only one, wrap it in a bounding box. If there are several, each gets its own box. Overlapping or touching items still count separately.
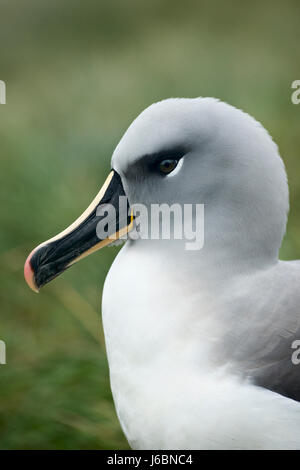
[0,0,300,449]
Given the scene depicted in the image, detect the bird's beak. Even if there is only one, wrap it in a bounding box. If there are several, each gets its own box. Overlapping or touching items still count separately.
[24,170,133,292]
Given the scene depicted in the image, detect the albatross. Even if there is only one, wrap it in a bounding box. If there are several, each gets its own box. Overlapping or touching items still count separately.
[24,97,300,449]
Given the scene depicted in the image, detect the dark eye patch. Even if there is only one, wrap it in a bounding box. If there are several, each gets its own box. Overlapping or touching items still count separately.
[123,146,186,180]
[145,147,186,174]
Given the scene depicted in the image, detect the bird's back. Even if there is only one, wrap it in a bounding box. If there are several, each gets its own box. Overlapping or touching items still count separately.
[218,260,300,402]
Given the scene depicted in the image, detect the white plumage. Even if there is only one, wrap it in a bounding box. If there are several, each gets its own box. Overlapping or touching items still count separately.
[102,98,300,449]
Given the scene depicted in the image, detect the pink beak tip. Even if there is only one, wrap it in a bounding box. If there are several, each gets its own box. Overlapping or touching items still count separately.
[24,251,39,293]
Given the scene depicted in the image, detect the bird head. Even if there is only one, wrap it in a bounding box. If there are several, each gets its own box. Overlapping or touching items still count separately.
[24,98,289,292]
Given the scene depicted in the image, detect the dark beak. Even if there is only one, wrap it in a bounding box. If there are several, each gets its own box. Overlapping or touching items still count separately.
[24,170,133,292]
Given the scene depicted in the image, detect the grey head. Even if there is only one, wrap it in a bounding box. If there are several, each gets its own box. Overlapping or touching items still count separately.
[25,97,289,291]
[112,97,289,267]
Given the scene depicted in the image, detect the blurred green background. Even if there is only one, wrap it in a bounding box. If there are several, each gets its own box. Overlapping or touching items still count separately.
[0,0,299,449]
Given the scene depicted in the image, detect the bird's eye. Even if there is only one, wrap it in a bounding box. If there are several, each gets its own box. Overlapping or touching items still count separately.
[158,159,178,175]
